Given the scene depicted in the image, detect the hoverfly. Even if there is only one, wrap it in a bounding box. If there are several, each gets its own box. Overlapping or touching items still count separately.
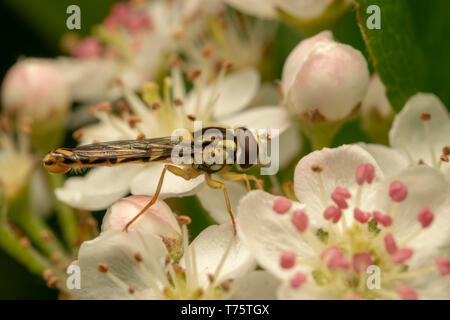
[43,126,266,232]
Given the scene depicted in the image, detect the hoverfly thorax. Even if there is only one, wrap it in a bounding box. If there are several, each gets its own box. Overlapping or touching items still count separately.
[234,127,259,171]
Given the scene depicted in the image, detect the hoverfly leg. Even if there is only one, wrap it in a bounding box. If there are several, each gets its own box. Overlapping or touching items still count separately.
[219,171,264,191]
[204,174,237,235]
[123,165,199,232]
[123,165,169,232]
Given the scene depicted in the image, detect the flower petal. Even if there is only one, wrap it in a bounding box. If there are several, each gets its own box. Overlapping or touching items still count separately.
[237,190,317,280]
[373,166,450,268]
[196,179,247,224]
[357,143,409,177]
[185,68,260,119]
[220,105,291,132]
[294,145,384,222]
[225,0,278,19]
[277,281,332,299]
[75,229,167,299]
[231,270,280,300]
[130,163,205,198]
[55,165,143,211]
[56,57,119,103]
[276,0,334,20]
[182,223,255,286]
[101,195,181,239]
[389,93,450,167]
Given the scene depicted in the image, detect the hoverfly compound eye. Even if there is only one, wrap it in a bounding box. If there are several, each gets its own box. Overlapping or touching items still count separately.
[235,127,258,170]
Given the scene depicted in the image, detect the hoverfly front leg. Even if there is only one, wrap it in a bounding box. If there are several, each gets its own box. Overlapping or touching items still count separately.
[123,165,199,232]
[204,174,237,234]
[219,171,264,191]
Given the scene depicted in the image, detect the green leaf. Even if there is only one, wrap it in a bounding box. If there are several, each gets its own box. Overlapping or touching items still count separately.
[408,0,450,109]
[355,0,428,112]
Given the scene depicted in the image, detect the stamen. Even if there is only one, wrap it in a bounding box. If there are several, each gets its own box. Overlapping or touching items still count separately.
[291,210,308,233]
[391,248,413,265]
[280,251,296,269]
[373,211,392,227]
[396,285,418,300]
[389,181,408,202]
[354,208,370,224]
[417,207,434,228]
[352,252,372,274]
[290,272,307,289]
[384,233,398,254]
[435,257,450,276]
[355,163,375,185]
[311,164,328,206]
[420,113,437,167]
[273,197,292,214]
[323,205,342,223]
[331,187,350,209]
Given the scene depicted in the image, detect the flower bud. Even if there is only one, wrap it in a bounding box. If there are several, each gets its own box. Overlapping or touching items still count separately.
[360,74,394,144]
[1,58,70,153]
[2,58,70,120]
[282,30,370,123]
[102,195,182,241]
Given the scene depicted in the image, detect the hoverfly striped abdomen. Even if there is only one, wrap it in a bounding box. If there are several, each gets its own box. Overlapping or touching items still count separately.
[43,137,179,174]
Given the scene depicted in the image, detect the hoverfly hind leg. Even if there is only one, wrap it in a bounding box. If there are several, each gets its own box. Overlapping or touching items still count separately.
[122,165,199,232]
[204,174,237,235]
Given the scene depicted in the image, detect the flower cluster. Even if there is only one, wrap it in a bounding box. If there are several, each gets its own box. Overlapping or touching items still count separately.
[0,0,449,301]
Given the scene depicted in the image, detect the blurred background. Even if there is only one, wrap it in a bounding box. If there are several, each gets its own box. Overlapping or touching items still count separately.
[0,0,121,299]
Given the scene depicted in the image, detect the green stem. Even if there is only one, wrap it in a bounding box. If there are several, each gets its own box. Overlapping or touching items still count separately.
[300,120,343,150]
[8,186,67,257]
[0,227,45,276]
[47,173,78,250]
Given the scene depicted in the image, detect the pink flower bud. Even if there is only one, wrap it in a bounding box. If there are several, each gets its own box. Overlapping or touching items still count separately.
[102,195,181,240]
[1,59,70,120]
[281,30,369,122]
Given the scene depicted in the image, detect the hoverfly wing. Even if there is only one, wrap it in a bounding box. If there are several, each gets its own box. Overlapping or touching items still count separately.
[71,137,180,165]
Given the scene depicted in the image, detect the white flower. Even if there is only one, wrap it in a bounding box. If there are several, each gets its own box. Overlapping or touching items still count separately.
[281,30,370,123]
[1,58,70,120]
[361,74,394,120]
[360,74,394,143]
[56,67,294,215]
[237,145,450,299]
[58,0,226,104]
[180,13,276,78]
[359,92,450,179]
[225,0,349,21]
[0,131,34,201]
[71,198,277,300]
